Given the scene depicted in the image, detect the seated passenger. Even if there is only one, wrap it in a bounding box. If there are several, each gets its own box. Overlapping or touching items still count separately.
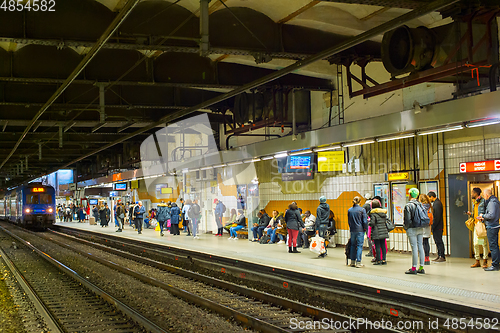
[229,210,246,240]
[251,210,270,242]
[301,210,316,249]
[267,211,284,244]
[275,216,287,244]
[224,209,237,234]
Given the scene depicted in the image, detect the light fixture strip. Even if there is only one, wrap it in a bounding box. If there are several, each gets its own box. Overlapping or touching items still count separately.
[377,134,416,142]
[466,119,500,128]
[418,125,464,136]
[227,161,243,166]
[289,150,312,156]
[214,164,226,168]
[343,140,375,148]
[313,145,342,152]
[274,152,288,158]
[261,156,274,160]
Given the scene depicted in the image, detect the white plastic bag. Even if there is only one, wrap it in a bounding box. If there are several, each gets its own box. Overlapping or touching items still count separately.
[309,236,326,255]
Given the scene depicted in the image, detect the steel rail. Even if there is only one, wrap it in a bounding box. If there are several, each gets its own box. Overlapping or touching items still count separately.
[0,247,63,333]
[0,226,167,333]
[0,0,141,171]
[52,0,458,171]
[45,229,404,333]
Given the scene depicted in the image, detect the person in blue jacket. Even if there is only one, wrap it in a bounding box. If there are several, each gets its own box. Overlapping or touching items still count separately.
[133,201,146,234]
[348,196,368,268]
[479,188,500,271]
[156,201,171,236]
[170,202,181,235]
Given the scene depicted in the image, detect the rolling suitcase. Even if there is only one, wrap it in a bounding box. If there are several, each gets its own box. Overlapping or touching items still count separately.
[89,217,96,225]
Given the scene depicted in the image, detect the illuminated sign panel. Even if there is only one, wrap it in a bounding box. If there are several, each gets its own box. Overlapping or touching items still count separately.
[387,172,410,181]
[113,183,128,191]
[459,160,500,173]
[32,187,45,192]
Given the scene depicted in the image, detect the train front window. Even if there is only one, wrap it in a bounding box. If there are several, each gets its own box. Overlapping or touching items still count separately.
[40,194,52,205]
[26,194,38,205]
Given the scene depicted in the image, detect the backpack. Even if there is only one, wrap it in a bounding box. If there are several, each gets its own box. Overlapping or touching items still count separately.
[411,202,430,228]
[221,202,226,214]
[426,207,433,226]
[189,204,200,219]
[259,234,270,244]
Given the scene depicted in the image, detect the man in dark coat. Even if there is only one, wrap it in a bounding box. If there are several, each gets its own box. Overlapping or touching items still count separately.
[315,196,330,258]
[428,192,445,262]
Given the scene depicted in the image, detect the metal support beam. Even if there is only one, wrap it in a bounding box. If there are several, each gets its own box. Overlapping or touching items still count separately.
[117,121,135,133]
[98,84,106,123]
[0,0,140,171]
[63,122,77,132]
[199,0,210,56]
[92,123,108,133]
[20,160,23,173]
[59,126,63,148]
[2,121,7,132]
[32,121,41,132]
[38,143,42,161]
[25,156,28,171]
[42,0,461,171]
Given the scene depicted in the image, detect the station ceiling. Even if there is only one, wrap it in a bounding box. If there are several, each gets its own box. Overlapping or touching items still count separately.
[0,0,493,187]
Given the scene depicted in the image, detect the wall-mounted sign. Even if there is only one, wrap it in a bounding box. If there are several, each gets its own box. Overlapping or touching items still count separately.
[281,172,314,182]
[32,187,45,192]
[387,172,410,181]
[113,182,128,191]
[459,160,500,173]
[318,151,344,172]
[160,187,173,194]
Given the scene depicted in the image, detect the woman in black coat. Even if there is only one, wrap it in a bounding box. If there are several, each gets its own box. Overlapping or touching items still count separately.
[368,200,389,265]
[99,204,111,227]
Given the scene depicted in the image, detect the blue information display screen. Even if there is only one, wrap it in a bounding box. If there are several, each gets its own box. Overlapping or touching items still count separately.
[89,199,98,205]
[289,155,311,170]
[114,183,127,191]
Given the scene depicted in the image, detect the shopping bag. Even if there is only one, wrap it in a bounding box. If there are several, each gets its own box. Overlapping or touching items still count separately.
[155,224,160,231]
[386,219,395,232]
[167,219,171,228]
[465,217,475,231]
[475,221,487,238]
[309,236,326,255]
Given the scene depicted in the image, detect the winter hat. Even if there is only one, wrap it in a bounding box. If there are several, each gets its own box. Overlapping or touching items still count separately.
[409,188,419,198]
[213,198,218,203]
[319,196,327,203]
[364,193,372,200]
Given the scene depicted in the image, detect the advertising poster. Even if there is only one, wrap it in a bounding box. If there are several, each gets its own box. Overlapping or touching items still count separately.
[392,183,407,226]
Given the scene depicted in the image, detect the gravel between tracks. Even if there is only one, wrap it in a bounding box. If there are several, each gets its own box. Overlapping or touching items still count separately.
[3,225,252,333]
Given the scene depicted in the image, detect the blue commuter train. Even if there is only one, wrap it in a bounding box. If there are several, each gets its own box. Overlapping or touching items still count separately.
[0,183,56,229]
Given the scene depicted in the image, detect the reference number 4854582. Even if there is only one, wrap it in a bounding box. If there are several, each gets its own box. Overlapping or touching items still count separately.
[1,0,55,11]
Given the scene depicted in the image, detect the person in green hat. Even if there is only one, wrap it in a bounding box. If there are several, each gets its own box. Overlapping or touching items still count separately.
[404,188,430,275]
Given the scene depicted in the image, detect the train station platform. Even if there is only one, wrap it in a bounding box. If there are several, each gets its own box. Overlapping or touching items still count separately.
[54,221,500,314]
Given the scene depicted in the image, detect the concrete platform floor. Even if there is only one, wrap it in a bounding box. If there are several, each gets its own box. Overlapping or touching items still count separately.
[54,221,500,313]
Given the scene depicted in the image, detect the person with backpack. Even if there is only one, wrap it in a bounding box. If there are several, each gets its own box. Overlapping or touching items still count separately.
[252,210,270,242]
[116,202,125,232]
[214,199,225,236]
[348,197,368,267]
[419,194,434,265]
[188,199,201,239]
[404,188,430,274]
[478,188,500,271]
[157,201,171,236]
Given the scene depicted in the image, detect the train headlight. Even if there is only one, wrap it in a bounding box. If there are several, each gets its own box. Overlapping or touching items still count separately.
[48,208,53,213]
[25,208,31,214]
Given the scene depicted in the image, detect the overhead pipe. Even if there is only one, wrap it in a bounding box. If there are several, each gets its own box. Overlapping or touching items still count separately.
[0,0,141,171]
[226,134,282,149]
[42,0,460,171]
[199,0,210,56]
[292,89,297,141]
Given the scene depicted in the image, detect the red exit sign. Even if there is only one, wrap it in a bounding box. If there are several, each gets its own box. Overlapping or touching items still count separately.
[459,160,500,173]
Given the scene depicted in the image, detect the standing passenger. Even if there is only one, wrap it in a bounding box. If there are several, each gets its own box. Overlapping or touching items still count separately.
[214,199,224,236]
[170,202,181,235]
[478,188,500,271]
[284,202,304,253]
[315,196,330,258]
[468,188,488,268]
[419,194,434,265]
[348,197,368,268]
[404,188,429,274]
[368,199,388,265]
[428,192,445,262]
[133,201,146,234]
[116,202,124,232]
[157,201,170,236]
[363,193,375,258]
[188,199,201,239]
[182,199,192,236]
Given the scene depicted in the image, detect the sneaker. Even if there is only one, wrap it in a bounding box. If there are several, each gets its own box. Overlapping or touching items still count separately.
[365,253,373,257]
[417,268,425,274]
[232,237,238,240]
[228,237,234,240]
[278,240,285,244]
[373,261,382,265]
[435,257,446,262]
[355,262,364,268]
[405,268,417,274]
[350,260,355,267]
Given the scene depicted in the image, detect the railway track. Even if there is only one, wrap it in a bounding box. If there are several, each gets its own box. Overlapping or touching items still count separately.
[0,227,166,333]
[1,223,405,333]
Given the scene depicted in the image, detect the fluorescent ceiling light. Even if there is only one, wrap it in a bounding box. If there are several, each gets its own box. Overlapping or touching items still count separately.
[244,158,261,163]
[189,168,200,172]
[274,152,288,158]
[227,161,243,166]
[261,156,274,160]
[289,150,312,156]
[466,119,500,128]
[418,125,464,136]
[342,140,375,148]
[377,133,416,142]
[213,164,226,168]
[200,166,213,171]
[182,169,189,173]
[313,145,342,152]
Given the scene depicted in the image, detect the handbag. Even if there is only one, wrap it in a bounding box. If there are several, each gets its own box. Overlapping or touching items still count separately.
[465,217,475,231]
[475,221,487,238]
[385,219,395,232]
[309,236,326,255]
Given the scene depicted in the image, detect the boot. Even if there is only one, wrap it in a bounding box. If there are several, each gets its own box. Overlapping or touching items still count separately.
[288,247,293,253]
[471,260,481,268]
[424,256,430,265]
[482,259,488,268]
[292,247,301,253]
